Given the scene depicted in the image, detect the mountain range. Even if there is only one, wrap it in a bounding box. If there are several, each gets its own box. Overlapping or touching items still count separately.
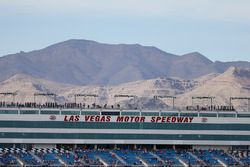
[1,39,250,85]
[0,39,249,111]
[0,67,249,111]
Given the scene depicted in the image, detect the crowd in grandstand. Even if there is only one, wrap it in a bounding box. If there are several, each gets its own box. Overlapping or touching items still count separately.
[0,101,120,110]
[186,105,235,111]
[0,147,249,166]
[0,101,237,112]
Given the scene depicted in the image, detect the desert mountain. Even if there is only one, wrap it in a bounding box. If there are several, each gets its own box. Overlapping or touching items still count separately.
[0,73,201,107]
[176,67,250,111]
[61,77,200,106]
[1,67,249,111]
[0,74,73,103]
[0,39,249,85]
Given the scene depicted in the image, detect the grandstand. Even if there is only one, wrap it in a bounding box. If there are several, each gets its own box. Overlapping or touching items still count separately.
[0,95,250,166]
[0,147,249,166]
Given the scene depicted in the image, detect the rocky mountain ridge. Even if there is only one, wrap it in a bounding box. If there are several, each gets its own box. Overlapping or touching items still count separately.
[0,67,249,111]
[1,39,250,85]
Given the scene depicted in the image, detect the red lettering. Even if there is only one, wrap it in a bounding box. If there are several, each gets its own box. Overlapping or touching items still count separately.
[183,117,188,123]
[99,116,104,122]
[156,116,161,123]
[75,115,80,121]
[95,116,100,122]
[64,116,68,121]
[69,115,74,121]
[106,116,111,122]
[124,116,129,122]
[85,115,90,121]
[90,116,95,122]
[85,115,112,122]
[161,117,166,123]
[64,115,80,122]
[140,117,145,122]
[150,116,193,123]
[177,117,184,123]
[116,116,124,122]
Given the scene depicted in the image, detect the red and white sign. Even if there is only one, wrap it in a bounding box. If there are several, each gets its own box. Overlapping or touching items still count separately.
[63,115,194,123]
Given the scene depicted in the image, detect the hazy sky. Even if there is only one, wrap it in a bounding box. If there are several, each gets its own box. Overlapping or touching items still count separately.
[0,0,250,62]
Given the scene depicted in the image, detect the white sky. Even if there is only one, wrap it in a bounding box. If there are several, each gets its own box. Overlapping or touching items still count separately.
[0,0,250,61]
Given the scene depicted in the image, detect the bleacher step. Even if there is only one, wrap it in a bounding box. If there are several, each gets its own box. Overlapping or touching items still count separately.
[216,159,227,167]
[15,156,24,167]
[137,157,149,167]
[149,152,166,166]
[188,151,207,166]
[29,151,44,165]
[176,157,188,167]
[110,151,127,165]
[96,156,108,167]
[56,155,67,166]
[226,152,244,166]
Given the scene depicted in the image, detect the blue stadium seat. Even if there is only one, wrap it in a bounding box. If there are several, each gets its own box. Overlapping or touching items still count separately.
[177,150,201,166]
[211,150,239,166]
[154,149,181,166]
[34,148,61,166]
[193,149,220,166]
[113,149,143,166]
[139,151,163,166]
[17,150,41,166]
[0,150,18,166]
[0,147,249,167]
[74,148,103,166]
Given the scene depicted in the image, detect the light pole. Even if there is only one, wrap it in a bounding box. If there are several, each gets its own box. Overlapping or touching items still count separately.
[191,96,215,110]
[74,94,98,104]
[0,92,17,103]
[114,94,137,109]
[230,97,250,112]
[33,93,57,103]
[154,95,176,109]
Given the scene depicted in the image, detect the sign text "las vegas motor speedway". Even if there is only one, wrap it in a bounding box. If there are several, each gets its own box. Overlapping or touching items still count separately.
[63,115,194,123]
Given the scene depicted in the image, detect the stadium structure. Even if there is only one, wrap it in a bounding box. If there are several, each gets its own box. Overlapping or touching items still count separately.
[0,92,250,166]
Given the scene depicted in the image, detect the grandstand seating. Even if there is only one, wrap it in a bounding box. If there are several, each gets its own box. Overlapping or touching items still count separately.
[113,150,143,166]
[238,155,250,166]
[228,150,250,166]
[154,149,181,166]
[0,147,250,166]
[32,148,61,166]
[74,148,103,166]
[16,148,41,166]
[0,152,18,166]
[211,150,240,166]
[177,150,201,166]
[193,149,221,166]
[139,151,163,166]
[96,150,124,166]
[58,149,79,166]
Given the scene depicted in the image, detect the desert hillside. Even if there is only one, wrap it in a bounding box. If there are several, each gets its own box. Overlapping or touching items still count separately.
[0,67,249,111]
